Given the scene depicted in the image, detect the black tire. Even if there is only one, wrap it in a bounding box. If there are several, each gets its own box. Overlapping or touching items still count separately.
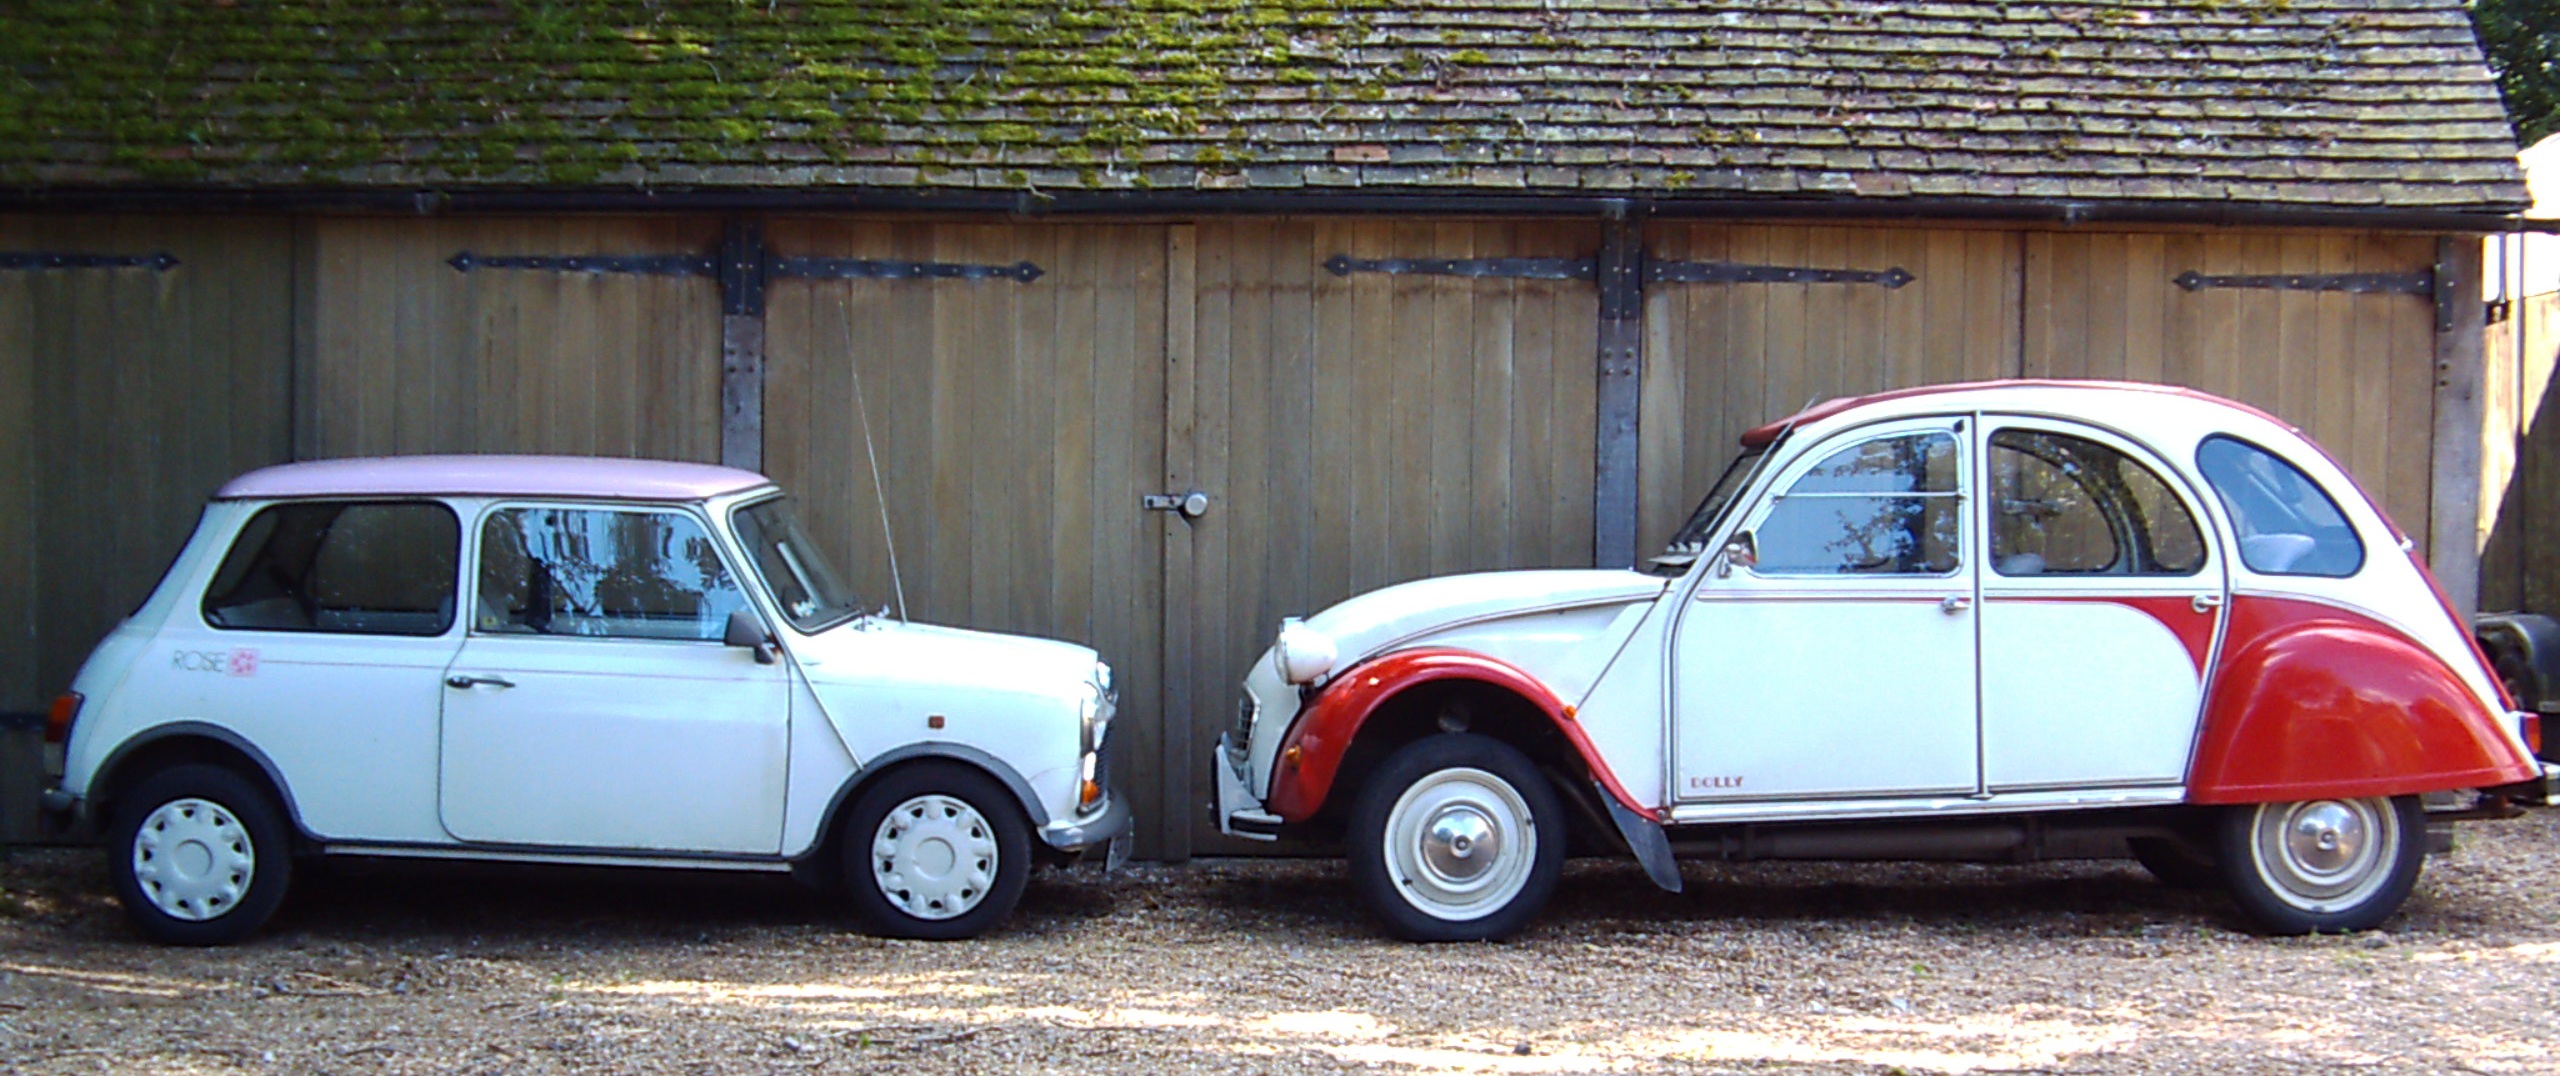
[108,764,294,946]
[840,762,1031,940]
[2128,835,2220,889]
[1348,734,1565,942]
[2216,795,2425,935]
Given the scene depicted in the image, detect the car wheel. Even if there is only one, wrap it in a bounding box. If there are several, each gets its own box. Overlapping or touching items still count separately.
[2216,795,2424,934]
[1349,734,1565,942]
[840,763,1030,940]
[108,764,294,946]
[2128,836,2219,889]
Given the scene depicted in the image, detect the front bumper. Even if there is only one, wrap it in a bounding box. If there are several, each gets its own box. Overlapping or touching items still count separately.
[1037,787,1133,855]
[1214,733,1281,841]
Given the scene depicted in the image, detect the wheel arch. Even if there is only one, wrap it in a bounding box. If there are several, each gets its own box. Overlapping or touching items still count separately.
[2189,607,2540,804]
[1266,648,1648,829]
[795,744,1049,881]
[90,723,306,842]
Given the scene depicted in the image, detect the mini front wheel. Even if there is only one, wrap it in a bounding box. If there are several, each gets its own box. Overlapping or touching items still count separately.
[840,763,1031,940]
[1349,734,1564,942]
[2216,795,2424,934]
[109,764,294,946]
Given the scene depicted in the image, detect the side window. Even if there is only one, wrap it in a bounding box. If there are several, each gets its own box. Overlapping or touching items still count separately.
[1988,429,2205,576]
[476,507,747,641]
[201,502,460,635]
[2195,436,2365,577]
[1755,430,1962,575]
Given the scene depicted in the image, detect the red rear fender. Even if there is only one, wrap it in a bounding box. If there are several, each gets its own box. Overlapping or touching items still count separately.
[2189,596,2538,803]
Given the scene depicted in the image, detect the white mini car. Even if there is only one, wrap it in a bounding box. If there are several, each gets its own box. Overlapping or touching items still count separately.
[42,456,1126,944]
[1217,380,2556,940]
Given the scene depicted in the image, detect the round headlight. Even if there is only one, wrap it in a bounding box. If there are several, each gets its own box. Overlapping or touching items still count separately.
[1274,617,1337,685]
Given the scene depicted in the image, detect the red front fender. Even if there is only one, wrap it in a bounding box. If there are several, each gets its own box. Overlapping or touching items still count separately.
[1263,648,1652,822]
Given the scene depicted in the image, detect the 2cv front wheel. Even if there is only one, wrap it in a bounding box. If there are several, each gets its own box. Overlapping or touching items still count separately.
[1349,734,1564,942]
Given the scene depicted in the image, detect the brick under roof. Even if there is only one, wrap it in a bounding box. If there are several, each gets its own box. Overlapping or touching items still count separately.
[0,0,2528,215]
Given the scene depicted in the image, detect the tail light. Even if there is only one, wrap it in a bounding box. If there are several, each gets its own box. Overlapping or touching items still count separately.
[46,692,83,744]
[2525,712,2543,757]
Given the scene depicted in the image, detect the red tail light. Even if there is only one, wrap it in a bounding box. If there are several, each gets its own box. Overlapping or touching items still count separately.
[45,692,82,745]
[2525,712,2543,757]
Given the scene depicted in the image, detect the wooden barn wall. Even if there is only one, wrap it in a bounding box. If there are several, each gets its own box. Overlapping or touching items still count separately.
[2018,232,2442,558]
[298,217,723,461]
[1638,224,2021,547]
[760,220,1177,856]
[0,216,295,716]
[1175,218,1600,855]
[2481,290,2560,613]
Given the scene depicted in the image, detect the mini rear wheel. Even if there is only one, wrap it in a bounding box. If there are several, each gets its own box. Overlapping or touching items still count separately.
[109,764,293,946]
[2216,795,2423,934]
[1348,734,1564,942]
[840,763,1030,940]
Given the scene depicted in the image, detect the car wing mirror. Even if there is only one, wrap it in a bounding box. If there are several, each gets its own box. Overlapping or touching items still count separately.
[1718,531,1757,578]
[724,608,780,664]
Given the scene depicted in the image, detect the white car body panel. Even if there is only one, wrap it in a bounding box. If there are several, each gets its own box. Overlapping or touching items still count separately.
[1977,598,2201,791]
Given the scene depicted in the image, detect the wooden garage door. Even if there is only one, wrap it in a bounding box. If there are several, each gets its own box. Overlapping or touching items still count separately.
[761,221,1176,856]
[1168,219,1601,856]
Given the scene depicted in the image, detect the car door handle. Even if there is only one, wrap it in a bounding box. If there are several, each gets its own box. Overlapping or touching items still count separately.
[2192,594,2224,614]
[1940,595,1971,614]
[445,675,515,690]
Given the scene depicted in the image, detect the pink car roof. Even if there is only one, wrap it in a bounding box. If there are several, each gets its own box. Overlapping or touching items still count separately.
[215,455,772,502]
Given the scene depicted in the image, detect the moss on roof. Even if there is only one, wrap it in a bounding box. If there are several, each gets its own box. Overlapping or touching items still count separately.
[0,0,2528,211]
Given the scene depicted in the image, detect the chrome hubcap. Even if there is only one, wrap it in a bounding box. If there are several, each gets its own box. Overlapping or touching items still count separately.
[1423,806,1501,881]
[2251,798,2396,912]
[872,795,997,921]
[1383,767,1536,922]
[131,798,254,922]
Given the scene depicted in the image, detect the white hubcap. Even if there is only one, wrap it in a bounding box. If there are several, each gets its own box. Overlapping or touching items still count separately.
[871,795,998,921]
[2250,798,2396,913]
[132,798,255,921]
[1383,767,1536,922]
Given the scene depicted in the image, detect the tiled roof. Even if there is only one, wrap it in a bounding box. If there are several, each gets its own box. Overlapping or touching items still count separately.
[0,0,2527,213]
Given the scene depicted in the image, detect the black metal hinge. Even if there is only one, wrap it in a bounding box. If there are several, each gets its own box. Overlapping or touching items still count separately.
[1324,252,1913,291]
[2172,270,2434,296]
[0,251,180,272]
[1322,254,1594,280]
[1649,260,1912,289]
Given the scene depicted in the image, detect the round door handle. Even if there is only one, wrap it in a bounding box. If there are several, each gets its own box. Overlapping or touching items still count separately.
[1180,491,1211,519]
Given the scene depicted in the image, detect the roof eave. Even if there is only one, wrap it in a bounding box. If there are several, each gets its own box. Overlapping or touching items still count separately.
[0,185,2526,233]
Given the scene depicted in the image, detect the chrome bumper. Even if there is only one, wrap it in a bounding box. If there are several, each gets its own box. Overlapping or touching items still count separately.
[1214,733,1281,841]
[1038,787,1133,858]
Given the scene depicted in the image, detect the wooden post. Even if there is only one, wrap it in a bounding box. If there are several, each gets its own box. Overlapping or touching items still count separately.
[719,219,767,473]
[2431,234,2489,618]
[1157,225,1198,863]
[1592,212,1644,569]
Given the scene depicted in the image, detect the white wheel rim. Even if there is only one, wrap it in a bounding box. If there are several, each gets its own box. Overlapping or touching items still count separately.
[2248,798,2398,913]
[131,797,256,922]
[871,794,998,921]
[1381,767,1537,922]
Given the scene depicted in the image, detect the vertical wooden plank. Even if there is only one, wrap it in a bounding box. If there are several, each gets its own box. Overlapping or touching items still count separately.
[0,216,34,713]
[1350,220,1398,591]
[2423,233,2480,615]
[1311,219,1358,597]
[1925,229,1974,387]
[2122,234,2168,385]
[1470,223,1517,566]
[1512,221,1560,562]
[1637,222,1688,553]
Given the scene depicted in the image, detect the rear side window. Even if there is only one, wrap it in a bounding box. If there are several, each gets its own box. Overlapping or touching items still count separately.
[201,502,461,635]
[2195,436,2364,577]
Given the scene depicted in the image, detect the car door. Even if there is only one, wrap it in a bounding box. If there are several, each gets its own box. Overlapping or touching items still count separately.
[1975,420,2226,791]
[1672,417,1980,802]
[439,503,790,854]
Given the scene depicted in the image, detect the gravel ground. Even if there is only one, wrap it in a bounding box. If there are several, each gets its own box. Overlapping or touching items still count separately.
[3,810,2556,1075]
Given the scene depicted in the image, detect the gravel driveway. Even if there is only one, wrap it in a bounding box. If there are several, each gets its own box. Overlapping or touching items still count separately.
[4,809,2556,1075]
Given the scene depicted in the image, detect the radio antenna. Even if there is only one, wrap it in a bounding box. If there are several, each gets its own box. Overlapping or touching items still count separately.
[838,293,910,622]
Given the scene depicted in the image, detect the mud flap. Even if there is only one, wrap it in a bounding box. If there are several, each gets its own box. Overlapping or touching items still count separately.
[1601,783,1681,893]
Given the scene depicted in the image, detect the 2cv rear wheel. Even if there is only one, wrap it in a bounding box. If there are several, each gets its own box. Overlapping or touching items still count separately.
[2217,795,2425,934]
[1349,734,1564,942]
